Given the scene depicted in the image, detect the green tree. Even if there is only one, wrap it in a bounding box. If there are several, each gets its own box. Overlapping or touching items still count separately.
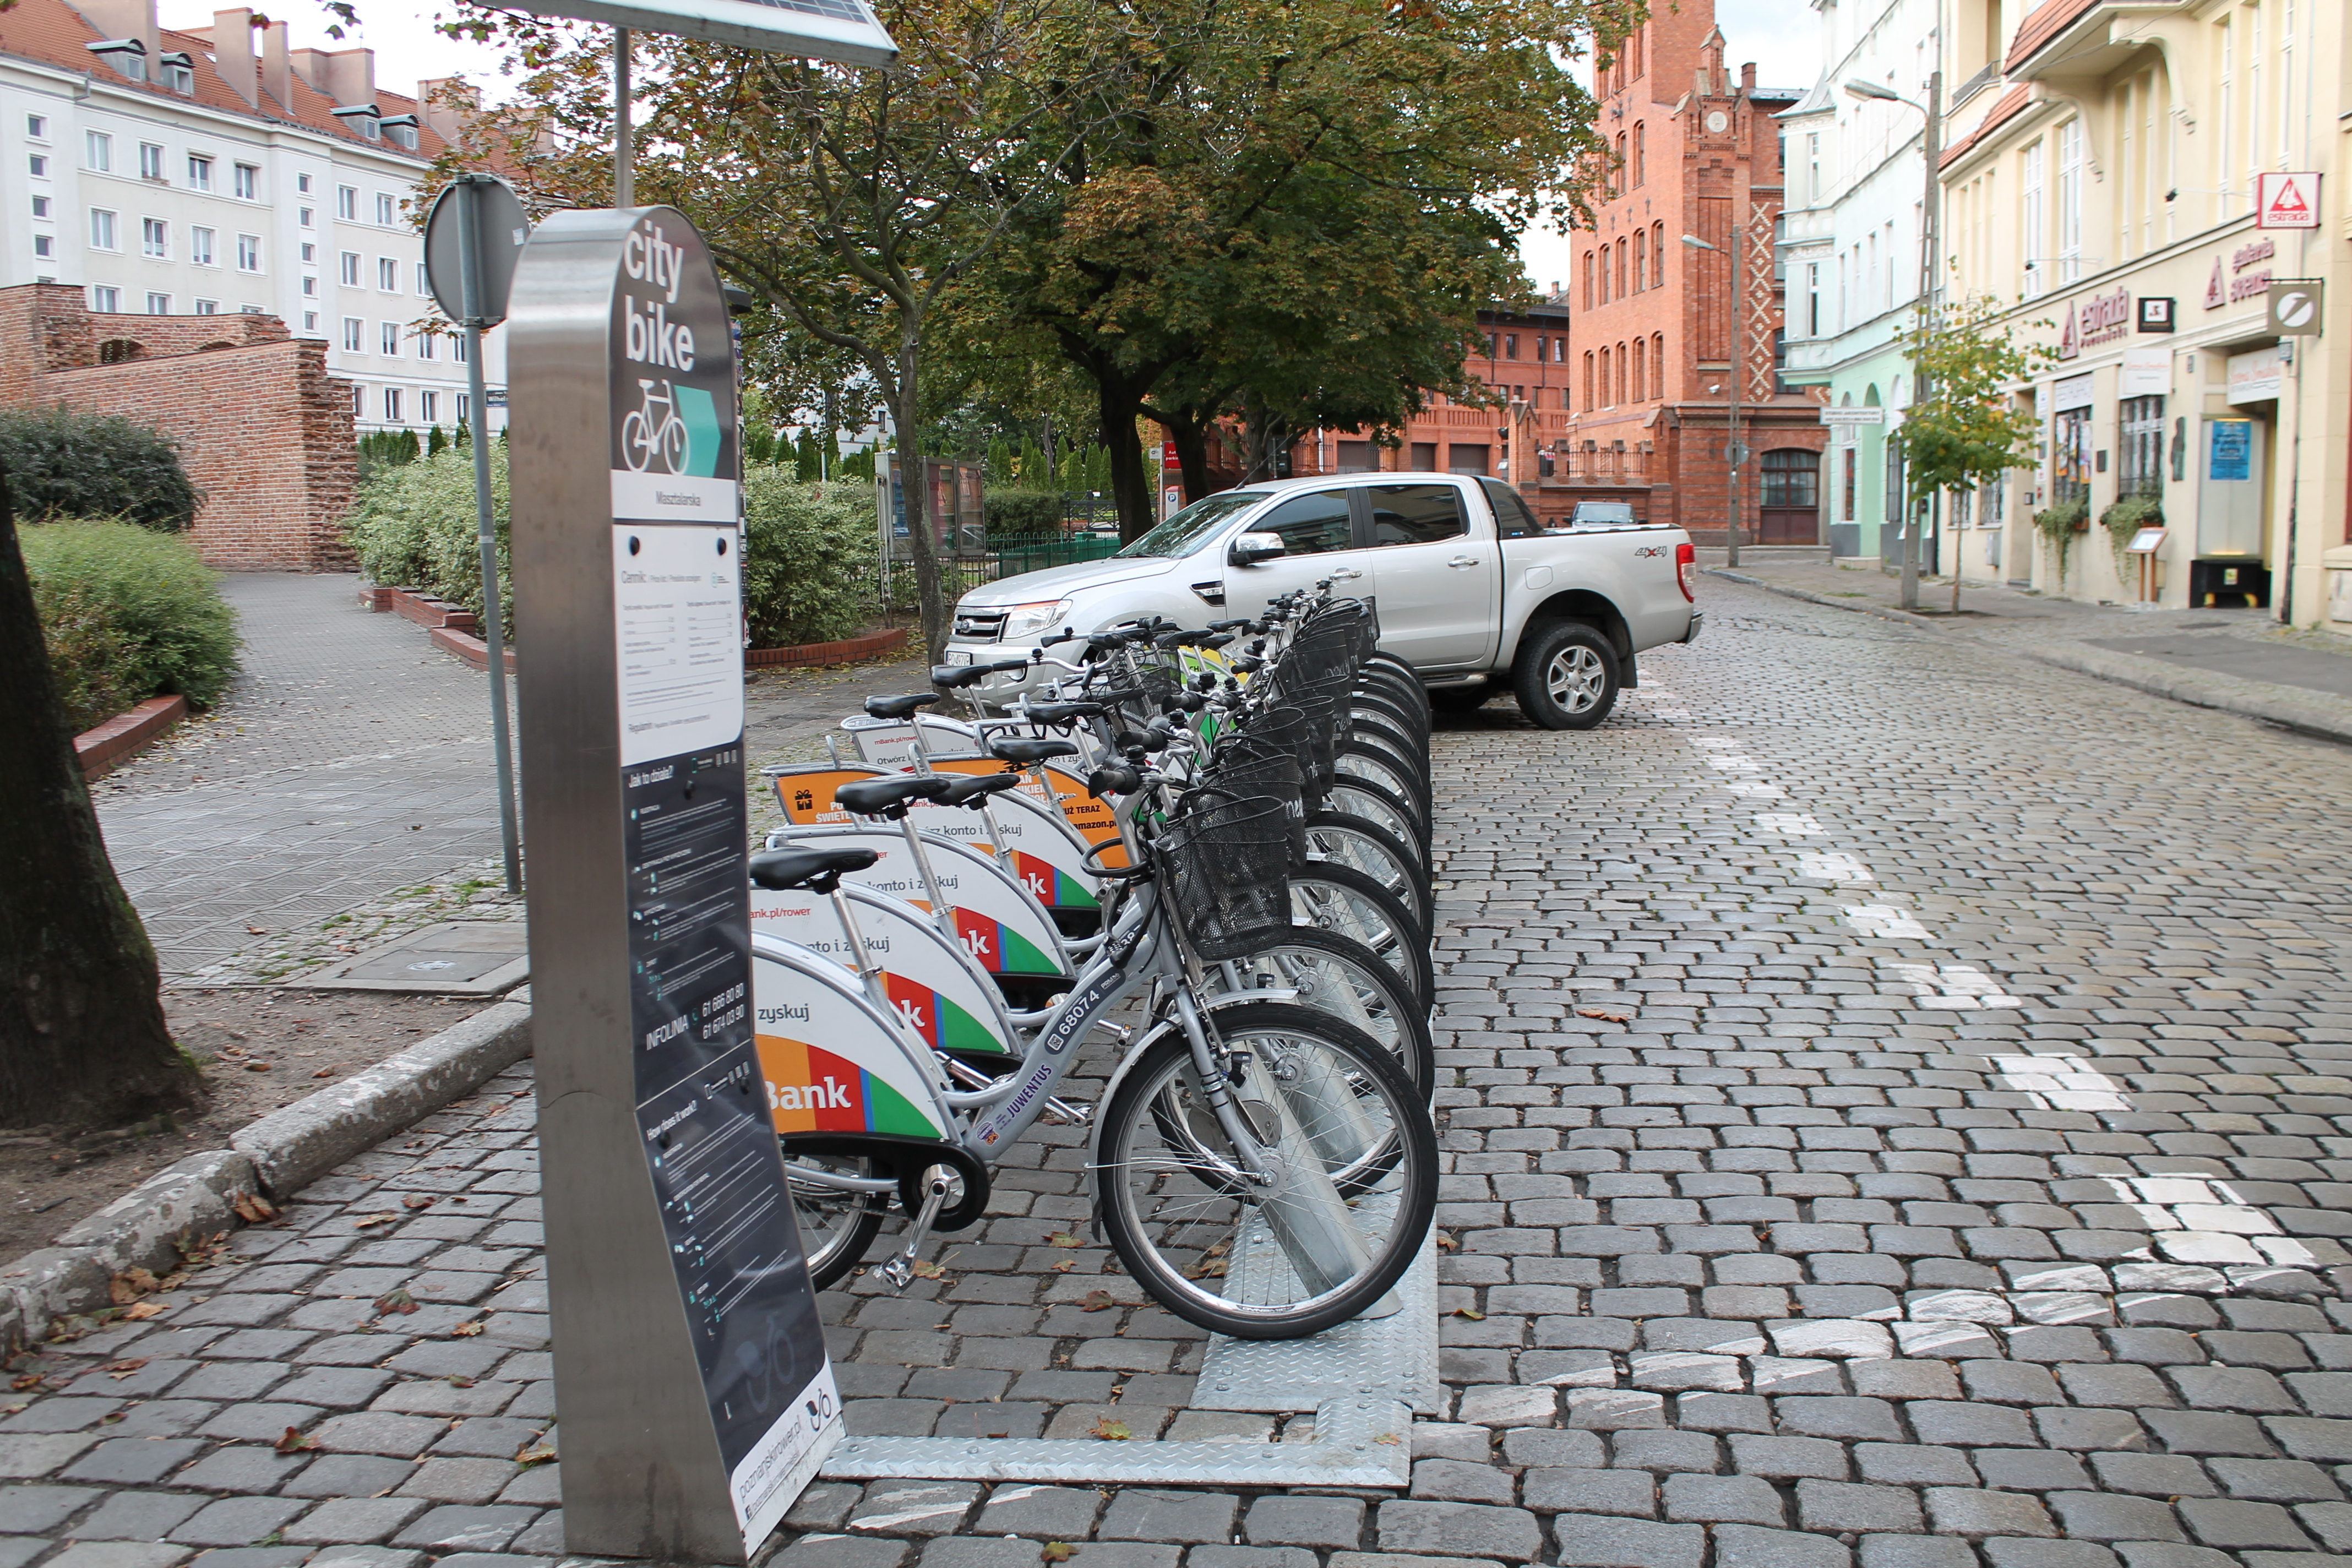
[0,466,200,1129]
[1891,296,2055,609]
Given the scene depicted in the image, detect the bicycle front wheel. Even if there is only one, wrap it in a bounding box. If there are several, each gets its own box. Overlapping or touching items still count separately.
[1093,1002,1436,1340]
[783,1147,888,1291]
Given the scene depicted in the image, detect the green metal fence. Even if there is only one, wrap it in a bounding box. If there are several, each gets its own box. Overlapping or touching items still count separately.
[990,531,1125,578]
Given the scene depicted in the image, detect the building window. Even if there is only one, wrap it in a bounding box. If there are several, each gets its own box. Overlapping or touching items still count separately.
[303,311,319,333]
[29,153,49,178]
[337,184,358,220]
[300,206,314,228]
[1842,447,1858,520]
[1806,263,1821,336]
[2056,120,2083,284]
[239,303,264,313]
[302,276,318,296]
[376,193,397,225]
[190,226,215,265]
[342,317,363,351]
[417,331,437,361]
[2120,395,2165,497]
[382,322,402,355]
[86,130,111,172]
[340,251,361,286]
[194,298,217,314]
[145,291,171,314]
[235,163,259,200]
[1582,253,1594,310]
[2020,140,2045,298]
[91,285,120,312]
[351,384,365,417]
[301,242,316,263]
[30,194,50,220]
[187,153,213,190]
[1761,449,1820,508]
[26,114,46,139]
[298,172,313,193]
[1504,334,1518,360]
[141,217,167,258]
[384,387,404,422]
[90,209,118,250]
[139,141,165,181]
[453,333,469,364]
[1633,231,1647,292]
[378,257,399,292]
[1582,351,1594,410]
[2052,407,2092,507]
[237,233,262,271]
[457,393,470,423]
[420,389,439,424]
[33,235,53,259]
[1633,122,1646,187]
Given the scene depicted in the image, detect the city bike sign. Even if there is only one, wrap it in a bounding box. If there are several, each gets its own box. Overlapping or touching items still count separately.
[507,206,836,1565]
[518,0,897,65]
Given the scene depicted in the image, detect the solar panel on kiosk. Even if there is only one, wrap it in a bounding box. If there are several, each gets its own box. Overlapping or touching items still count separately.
[519,0,898,65]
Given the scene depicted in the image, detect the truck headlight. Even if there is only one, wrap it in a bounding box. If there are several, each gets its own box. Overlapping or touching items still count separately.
[998,599,1072,642]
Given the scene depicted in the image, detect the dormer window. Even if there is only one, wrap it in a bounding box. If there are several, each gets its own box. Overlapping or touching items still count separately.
[88,38,146,82]
[379,114,420,151]
[159,51,195,94]
[331,104,382,141]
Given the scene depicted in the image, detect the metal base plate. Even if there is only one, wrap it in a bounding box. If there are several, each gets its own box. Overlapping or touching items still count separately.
[295,920,529,994]
[820,1397,1411,1487]
[1192,1217,1439,1414]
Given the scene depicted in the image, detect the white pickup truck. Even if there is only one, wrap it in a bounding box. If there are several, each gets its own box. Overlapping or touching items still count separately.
[943,472,1701,728]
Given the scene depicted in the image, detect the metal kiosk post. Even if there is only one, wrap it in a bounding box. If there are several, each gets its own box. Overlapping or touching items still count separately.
[507,208,837,1563]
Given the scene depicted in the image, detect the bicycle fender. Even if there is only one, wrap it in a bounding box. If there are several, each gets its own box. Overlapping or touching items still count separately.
[1086,1015,1186,1175]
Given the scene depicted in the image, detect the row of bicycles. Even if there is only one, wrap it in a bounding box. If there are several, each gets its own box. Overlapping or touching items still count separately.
[747,585,1442,1339]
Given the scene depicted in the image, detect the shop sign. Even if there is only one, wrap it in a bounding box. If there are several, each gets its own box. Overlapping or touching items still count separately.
[2228,345,2284,404]
[2209,420,2254,480]
[2207,237,2276,309]
[2137,297,2175,333]
[2055,287,2131,358]
[1819,407,1886,426]
[2268,280,2325,338]
[2257,172,2322,231]
[2120,346,2169,398]
[2052,372,2095,412]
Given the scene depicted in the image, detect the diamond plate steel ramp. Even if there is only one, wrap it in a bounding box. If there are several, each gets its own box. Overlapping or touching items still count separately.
[820,1397,1411,1487]
[1189,1205,1439,1415]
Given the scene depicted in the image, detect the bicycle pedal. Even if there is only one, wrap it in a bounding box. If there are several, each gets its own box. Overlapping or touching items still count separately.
[1043,1097,1093,1126]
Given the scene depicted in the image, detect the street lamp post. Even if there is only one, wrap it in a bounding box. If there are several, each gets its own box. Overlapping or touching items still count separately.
[1681,230,1745,567]
[1847,73,1942,612]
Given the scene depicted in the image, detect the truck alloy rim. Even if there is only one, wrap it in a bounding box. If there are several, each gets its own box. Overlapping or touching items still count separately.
[1545,646,1607,713]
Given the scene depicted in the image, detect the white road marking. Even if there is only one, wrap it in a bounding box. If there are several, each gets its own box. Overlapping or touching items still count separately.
[1892,963,2023,1008]
[1721,782,1786,797]
[1844,905,1931,940]
[1798,851,1875,883]
[1755,813,1827,835]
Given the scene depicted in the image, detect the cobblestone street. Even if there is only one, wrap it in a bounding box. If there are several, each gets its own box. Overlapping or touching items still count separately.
[9,576,2352,1568]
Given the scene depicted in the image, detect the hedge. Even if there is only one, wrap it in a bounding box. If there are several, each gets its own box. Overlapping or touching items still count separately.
[23,520,241,733]
[0,406,200,532]
[342,439,514,633]
[983,488,1068,537]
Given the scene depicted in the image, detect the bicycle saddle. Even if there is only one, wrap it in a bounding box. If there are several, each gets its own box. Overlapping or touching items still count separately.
[750,844,879,894]
[938,772,1023,807]
[1022,701,1104,725]
[865,692,944,720]
[932,660,1027,689]
[834,773,954,816]
[990,737,1080,766]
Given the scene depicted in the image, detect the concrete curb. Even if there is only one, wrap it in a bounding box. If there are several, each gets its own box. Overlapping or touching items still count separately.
[1703,568,1943,631]
[75,694,189,779]
[0,999,532,1351]
[1707,565,2352,748]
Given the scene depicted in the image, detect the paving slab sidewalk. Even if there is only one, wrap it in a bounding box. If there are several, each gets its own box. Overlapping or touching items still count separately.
[1700,552,2352,744]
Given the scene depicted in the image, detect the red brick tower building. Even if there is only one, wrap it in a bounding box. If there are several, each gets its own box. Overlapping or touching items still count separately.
[1556,4,1826,545]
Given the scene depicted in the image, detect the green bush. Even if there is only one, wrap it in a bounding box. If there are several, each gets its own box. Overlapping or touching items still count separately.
[984,488,1069,537]
[0,406,200,531]
[21,520,241,732]
[342,442,514,633]
[742,472,878,647]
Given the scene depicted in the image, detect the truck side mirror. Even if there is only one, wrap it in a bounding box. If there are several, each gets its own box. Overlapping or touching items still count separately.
[1228,531,1285,567]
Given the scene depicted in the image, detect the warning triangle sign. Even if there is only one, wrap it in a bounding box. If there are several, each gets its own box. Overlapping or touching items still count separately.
[2258,172,2320,229]
[2206,257,2226,309]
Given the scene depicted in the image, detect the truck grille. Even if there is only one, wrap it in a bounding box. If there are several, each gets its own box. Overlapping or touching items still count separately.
[952,606,1007,640]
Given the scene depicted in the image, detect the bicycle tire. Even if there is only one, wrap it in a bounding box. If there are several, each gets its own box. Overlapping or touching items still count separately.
[1289,861,1434,1009]
[1349,712,1428,774]
[1350,685,1430,745]
[1093,1001,1436,1340]
[1335,741,1433,824]
[1327,773,1430,859]
[1217,924,1435,1097]
[1362,655,1431,721]
[784,1147,888,1291]
[1305,810,1433,930]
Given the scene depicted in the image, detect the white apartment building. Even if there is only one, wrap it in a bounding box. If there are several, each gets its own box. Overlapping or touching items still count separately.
[0,0,505,434]
[1776,0,1950,569]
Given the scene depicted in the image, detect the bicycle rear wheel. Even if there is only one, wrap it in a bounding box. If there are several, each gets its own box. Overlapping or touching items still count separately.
[1093,1002,1436,1339]
[783,1148,888,1291]
[1216,925,1434,1097]
[1306,811,1433,929]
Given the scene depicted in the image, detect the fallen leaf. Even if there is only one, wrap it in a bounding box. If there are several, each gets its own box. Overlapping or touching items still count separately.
[1373,1432,1402,1445]
[515,1441,557,1466]
[247,926,268,935]
[1577,1006,1632,1022]
[353,1213,399,1229]
[1049,1259,1076,1273]
[108,1268,160,1305]
[1041,1544,1079,1564]
[1434,1232,1460,1251]
[313,1068,336,1079]
[448,1375,476,1389]
[120,1300,168,1321]
[1088,1418,1130,1441]
[908,1259,946,1280]
[232,1193,278,1224]
[452,1321,485,1337]
[1079,1289,1118,1311]
[243,1061,273,1072]
[274,1426,317,1454]
[401,1195,435,1211]
[373,1288,418,1316]
[100,1413,124,1425]
[1453,1306,1486,1321]
[3,1403,24,1414]
[103,1359,149,1379]
[1048,1232,1082,1248]
[9,1375,43,1392]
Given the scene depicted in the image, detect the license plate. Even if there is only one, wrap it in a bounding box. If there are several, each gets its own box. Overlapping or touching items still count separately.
[945,648,974,665]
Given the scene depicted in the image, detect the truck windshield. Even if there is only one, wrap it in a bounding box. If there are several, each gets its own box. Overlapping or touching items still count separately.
[1115,492,1266,558]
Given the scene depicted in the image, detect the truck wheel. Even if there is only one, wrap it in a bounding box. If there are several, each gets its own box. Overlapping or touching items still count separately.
[1429,685,1493,714]
[1513,622,1620,730]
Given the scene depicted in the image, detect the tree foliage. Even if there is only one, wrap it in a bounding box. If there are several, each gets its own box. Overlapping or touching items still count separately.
[1891,296,2054,505]
[0,406,201,532]
[22,521,242,732]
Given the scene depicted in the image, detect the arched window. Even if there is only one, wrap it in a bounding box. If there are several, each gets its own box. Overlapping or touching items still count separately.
[1598,346,1612,407]
[1615,134,1627,195]
[1653,333,1666,399]
[1582,351,1595,410]
[97,339,145,364]
[1616,239,1627,298]
[1582,252,1594,311]
[1652,222,1665,282]
[1630,339,1644,402]
[1634,123,1647,187]
[1634,230,1647,291]
[1617,342,1629,405]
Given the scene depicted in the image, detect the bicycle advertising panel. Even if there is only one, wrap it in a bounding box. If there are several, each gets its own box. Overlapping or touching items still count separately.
[508,205,836,1564]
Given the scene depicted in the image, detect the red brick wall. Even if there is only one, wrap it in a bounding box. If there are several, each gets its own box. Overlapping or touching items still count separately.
[0,285,353,570]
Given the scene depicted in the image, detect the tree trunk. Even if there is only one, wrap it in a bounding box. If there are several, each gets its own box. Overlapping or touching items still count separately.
[892,328,952,662]
[1096,375,1158,543]
[0,467,199,1130]
[1157,409,1216,504]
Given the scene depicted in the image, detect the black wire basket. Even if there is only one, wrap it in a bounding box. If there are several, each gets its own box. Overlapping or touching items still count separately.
[1272,692,1343,804]
[1157,793,1293,962]
[1203,736,1308,868]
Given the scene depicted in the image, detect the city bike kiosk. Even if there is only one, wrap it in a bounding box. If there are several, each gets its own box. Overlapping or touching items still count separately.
[508,208,837,1562]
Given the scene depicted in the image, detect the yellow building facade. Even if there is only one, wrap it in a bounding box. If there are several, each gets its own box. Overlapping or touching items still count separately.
[1937,0,2350,625]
